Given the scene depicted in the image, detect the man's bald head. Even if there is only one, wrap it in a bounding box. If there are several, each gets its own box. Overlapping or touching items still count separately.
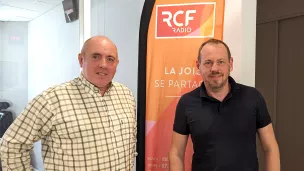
[81,36,118,58]
[78,35,119,92]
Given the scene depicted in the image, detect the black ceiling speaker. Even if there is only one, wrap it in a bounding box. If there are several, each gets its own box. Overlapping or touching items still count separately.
[62,0,79,23]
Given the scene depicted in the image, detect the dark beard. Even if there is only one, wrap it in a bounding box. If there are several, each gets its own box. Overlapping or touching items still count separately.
[207,71,230,91]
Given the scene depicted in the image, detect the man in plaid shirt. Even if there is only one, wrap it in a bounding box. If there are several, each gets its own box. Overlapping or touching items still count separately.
[0,36,137,171]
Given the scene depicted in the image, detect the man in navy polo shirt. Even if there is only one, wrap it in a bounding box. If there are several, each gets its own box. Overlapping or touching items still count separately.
[169,39,280,171]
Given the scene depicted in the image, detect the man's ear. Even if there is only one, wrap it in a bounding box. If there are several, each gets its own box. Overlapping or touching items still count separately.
[78,53,84,68]
[196,60,200,69]
[229,57,233,72]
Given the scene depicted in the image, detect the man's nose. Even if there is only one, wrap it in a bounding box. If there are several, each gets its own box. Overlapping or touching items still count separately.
[210,63,220,72]
[99,58,107,68]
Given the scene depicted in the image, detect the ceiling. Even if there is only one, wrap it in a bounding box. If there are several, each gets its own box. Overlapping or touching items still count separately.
[0,0,63,22]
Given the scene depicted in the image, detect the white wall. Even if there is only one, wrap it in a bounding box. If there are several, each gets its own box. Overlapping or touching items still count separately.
[240,0,257,87]
[0,22,28,117]
[28,5,80,100]
[224,0,257,86]
[91,0,143,99]
[28,4,80,171]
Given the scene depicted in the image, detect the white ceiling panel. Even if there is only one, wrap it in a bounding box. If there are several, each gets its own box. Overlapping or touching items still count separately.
[1,0,56,12]
[38,0,63,5]
[7,16,34,22]
[0,5,40,21]
[0,0,63,22]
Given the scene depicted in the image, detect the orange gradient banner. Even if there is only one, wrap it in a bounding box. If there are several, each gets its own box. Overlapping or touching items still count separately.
[145,0,225,170]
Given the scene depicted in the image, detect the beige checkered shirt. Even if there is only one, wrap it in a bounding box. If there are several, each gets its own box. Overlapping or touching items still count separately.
[0,73,137,171]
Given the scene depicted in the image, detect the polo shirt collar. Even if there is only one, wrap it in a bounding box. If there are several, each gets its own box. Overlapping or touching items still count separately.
[200,76,240,98]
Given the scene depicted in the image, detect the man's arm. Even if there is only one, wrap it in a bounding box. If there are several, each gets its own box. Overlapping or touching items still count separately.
[257,123,280,171]
[0,94,53,171]
[169,131,188,171]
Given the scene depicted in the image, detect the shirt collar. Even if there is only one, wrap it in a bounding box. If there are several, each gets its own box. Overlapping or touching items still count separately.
[199,76,240,98]
[78,72,113,95]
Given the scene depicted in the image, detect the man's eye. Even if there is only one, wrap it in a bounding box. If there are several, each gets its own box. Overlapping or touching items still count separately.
[92,55,99,59]
[107,57,115,62]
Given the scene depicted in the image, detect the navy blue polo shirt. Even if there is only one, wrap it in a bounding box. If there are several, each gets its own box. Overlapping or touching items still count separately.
[173,77,271,171]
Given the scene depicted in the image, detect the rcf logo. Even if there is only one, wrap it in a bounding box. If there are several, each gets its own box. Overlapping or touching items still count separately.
[156,3,215,39]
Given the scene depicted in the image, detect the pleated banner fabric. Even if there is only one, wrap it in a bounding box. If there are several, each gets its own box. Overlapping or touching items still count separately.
[137,0,225,170]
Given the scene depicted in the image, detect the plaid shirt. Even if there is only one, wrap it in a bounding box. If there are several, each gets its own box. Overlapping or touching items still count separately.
[0,73,137,171]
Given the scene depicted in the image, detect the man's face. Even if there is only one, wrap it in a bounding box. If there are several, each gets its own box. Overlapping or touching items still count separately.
[78,38,119,89]
[196,43,233,91]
